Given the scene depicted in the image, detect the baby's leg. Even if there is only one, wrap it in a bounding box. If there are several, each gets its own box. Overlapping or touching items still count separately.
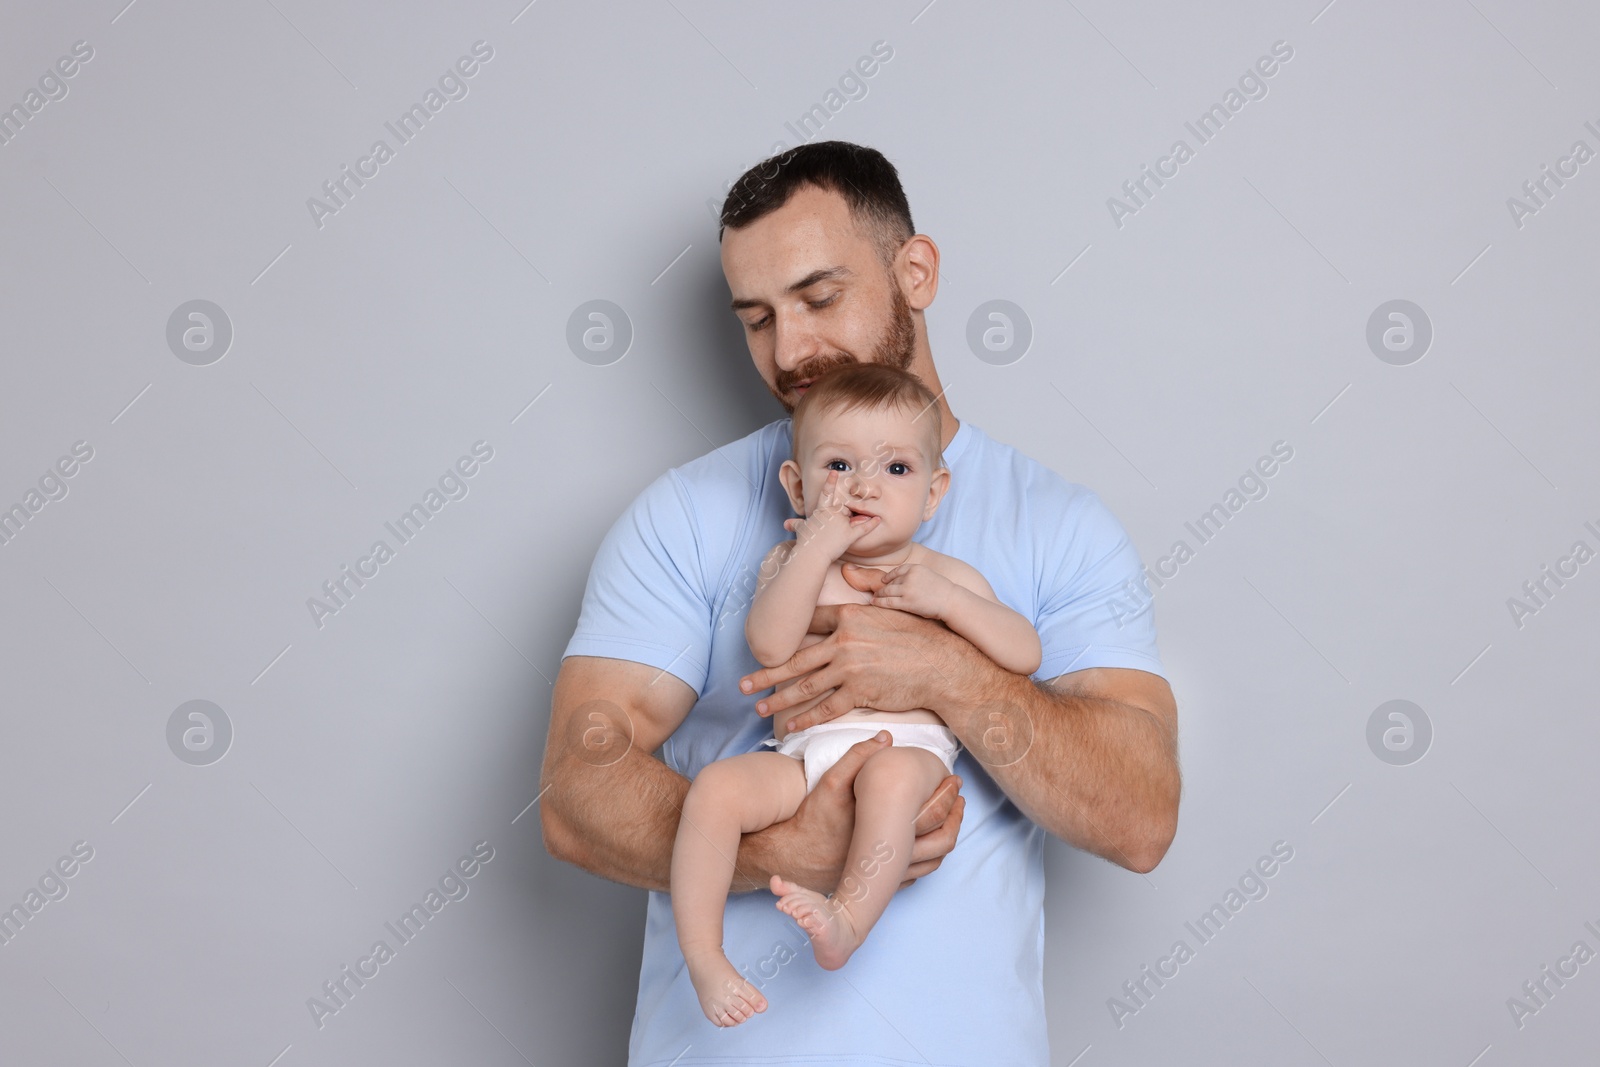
[772,743,948,970]
[672,751,807,1027]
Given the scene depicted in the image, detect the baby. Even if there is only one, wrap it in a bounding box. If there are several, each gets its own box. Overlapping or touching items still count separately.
[670,362,1042,1027]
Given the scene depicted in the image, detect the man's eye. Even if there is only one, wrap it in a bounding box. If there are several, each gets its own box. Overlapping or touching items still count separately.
[809,294,838,310]
[746,317,770,331]
[888,463,909,475]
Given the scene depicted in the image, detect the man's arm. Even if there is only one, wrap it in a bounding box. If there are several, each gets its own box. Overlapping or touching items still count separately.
[956,662,1179,874]
[541,654,967,893]
[740,606,1180,873]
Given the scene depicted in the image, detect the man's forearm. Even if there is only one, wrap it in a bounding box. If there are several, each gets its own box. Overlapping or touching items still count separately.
[543,741,685,892]
[543,746,785,894]
[932,647,1179,872]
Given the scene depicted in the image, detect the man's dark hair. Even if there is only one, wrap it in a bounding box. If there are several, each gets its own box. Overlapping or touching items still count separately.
[718,141,915,267]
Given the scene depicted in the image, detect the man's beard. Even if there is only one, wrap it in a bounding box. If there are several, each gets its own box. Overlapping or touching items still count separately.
[771,283,918,413]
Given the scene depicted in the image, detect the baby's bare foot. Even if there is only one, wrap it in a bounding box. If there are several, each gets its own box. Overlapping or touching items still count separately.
[771,874,862,971]
[684,947,767,1027]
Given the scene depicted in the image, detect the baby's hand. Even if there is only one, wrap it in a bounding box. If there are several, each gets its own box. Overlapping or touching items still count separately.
[783,470,881,558]
[867,563,957,620]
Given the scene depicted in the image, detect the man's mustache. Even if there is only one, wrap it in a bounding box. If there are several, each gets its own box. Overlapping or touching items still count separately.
[776,355,857,393]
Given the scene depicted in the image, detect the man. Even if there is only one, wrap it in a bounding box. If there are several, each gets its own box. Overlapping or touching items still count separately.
[542,140,1180,1064]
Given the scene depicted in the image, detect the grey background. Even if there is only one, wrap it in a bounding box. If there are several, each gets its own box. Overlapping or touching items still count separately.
[1,0,1595,1064]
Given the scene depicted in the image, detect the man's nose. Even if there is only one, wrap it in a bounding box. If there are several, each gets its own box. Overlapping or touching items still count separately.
[771,313,822,372]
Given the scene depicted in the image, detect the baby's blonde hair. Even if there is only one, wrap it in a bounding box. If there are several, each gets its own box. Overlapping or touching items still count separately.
[790,363,942,465]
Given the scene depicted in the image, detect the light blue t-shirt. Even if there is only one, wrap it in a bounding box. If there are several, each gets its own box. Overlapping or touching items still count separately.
[563,417,1165,1066]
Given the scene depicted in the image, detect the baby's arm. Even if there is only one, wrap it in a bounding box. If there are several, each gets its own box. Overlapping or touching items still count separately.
[940,567,1043,675]
[868,558,1043,676]
[746,470,883,667]
[744,539,828,667]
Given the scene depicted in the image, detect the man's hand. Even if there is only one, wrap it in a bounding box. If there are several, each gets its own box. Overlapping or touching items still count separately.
[782,470,881,559]
[852,561,957,621]
[746,731,966,893]
[740,601,956,734]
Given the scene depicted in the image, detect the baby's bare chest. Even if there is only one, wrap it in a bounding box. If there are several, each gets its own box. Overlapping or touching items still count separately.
[816,563,878,607]
[791,564,878,655]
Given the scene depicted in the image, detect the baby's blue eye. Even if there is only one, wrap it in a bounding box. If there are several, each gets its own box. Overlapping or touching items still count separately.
[826,460,850,472]
[888,462,909,475]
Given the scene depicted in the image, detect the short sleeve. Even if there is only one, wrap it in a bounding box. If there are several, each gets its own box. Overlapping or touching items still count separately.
[1034,490,1166,682]
[562,470,713,694]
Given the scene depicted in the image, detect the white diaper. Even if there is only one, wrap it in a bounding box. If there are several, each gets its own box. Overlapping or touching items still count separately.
[761,721,961,795]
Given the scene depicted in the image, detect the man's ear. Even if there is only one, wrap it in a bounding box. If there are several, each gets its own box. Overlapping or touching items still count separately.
[778,459,806,516]
[895,233,941,312]
[922,466,951,521]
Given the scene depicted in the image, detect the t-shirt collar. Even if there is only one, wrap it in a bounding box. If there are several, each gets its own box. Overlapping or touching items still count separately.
[940,418,973,468]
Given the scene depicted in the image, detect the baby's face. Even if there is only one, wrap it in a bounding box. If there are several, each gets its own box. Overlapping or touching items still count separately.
[783,403,948,556]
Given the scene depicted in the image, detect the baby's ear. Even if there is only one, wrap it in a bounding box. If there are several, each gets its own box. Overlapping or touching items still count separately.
[778,460,806,516]
[923,466,951,520]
